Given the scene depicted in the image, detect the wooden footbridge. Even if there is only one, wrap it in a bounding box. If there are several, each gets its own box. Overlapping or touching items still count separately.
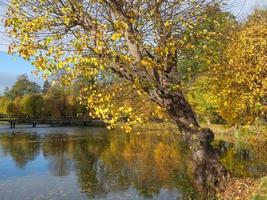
[0,114,105,128]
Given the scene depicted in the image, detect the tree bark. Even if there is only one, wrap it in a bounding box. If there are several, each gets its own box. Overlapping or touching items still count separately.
[151,89,230,195]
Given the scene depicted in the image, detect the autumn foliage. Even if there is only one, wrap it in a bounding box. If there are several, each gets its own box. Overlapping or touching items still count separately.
[3,1,267,129]
[210,10,267,125]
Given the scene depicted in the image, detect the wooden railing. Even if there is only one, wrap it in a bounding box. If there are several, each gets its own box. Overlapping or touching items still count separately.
[0,114,105,129]
[0,114,92,121]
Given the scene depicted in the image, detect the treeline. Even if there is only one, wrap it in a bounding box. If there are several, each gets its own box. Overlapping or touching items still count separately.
[0,74,87,119]
[185,9,267,126]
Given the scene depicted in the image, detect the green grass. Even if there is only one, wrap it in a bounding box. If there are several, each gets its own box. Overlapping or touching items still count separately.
[204,124,267,142]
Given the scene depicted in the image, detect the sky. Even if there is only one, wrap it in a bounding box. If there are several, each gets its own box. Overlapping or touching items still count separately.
[228,0,266,18]
[0,52,41,94]
[0,0,266,94]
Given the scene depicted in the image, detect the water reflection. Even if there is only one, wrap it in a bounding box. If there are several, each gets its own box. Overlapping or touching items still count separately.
[0,128,266,200]
[214,140,267,178]
[43,134,75,176]
[0,133,40,168]
[0,129,197,199]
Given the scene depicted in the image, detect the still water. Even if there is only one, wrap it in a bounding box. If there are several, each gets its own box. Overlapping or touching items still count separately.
[0,125,266,200]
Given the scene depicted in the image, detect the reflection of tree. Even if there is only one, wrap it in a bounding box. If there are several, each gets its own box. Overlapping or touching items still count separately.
[0,133,40,168]
[100,132,198,199]
[73,135,109,198]
[42,134,74,176]
[0,131,201,199]
[40,131,198,199]
[215,140,267,178]
[42,133,112,198]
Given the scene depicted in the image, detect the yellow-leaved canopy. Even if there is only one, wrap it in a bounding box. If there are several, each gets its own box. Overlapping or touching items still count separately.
[211,10,267,125]
[4,0,228,132]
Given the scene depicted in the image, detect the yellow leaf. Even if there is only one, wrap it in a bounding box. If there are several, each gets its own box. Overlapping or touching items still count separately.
[111,33,122,41]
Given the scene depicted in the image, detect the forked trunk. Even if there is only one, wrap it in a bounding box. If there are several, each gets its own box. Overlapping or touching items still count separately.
[152,89,230,195]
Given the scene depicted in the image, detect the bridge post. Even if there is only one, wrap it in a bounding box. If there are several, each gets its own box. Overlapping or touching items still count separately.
[32,121,37,128]
[10,120,16,129]
[50,120,55,127]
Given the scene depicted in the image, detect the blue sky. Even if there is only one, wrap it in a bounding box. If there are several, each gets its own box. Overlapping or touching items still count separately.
[0,0,266,94]
[0,52,42,94]
[228,0,266,18]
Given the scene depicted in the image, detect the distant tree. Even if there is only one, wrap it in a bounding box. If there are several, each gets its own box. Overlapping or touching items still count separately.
[4,87,9,95]
[43,82,76,118]
[6,97,22,116]
[0,96,10,114]
[6,101,16,115]
[4,74,41,99]
[20,94,44,118]
[42,80,51,93]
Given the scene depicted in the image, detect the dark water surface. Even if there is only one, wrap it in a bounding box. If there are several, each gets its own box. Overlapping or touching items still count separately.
[0,125,266,200]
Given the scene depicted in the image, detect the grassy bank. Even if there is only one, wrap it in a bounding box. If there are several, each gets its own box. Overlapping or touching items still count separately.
[207,124,267,143]
[207,124,267,200]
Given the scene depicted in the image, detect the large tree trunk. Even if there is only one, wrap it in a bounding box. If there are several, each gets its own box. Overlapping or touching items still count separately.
[151,89,230,194]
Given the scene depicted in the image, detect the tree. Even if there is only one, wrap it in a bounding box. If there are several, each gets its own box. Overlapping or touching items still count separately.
[183,5,236,125]
[210,9,267,126]
[178,4,236,80]
[0,96,10,114]
[187,76,221,125]
[43,81,87,118]
[42,80,51,93]
[6,96,22,117]
[5,0,231,192]
[20,94,44,118]
[4,74,41,100]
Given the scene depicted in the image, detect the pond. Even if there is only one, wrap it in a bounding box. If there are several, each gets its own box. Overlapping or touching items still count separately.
[0,125,266,200]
